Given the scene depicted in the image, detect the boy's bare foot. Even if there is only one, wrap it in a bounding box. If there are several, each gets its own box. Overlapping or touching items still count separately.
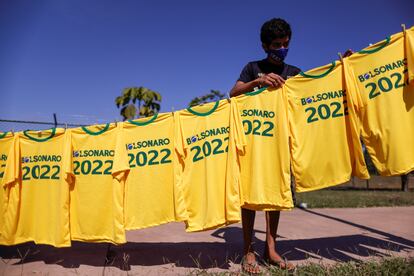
[265,248,295,271]
[241,252,261,274]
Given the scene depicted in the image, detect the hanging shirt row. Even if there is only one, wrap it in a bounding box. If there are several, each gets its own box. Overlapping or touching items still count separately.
[1,27,413,247]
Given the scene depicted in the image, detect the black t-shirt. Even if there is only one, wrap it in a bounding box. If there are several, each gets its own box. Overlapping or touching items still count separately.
[238,59,301,83]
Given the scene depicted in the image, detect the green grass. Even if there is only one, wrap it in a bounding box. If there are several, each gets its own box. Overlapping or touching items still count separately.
[191,257,414,275]
[267,257,414,276]
[296,190,414,208]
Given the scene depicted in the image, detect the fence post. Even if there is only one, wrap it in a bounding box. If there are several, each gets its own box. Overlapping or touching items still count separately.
[401,174,409,192]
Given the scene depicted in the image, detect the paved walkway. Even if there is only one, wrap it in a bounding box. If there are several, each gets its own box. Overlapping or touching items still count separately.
[1,206,413,275]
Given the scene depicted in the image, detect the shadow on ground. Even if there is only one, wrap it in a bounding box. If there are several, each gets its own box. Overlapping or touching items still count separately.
[1,209,413,270]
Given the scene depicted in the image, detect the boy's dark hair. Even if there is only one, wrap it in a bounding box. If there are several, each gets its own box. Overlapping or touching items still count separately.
[260,18,292,45]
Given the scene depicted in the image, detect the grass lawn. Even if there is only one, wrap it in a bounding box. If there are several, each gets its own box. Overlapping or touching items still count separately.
[266,257,414,276]
[194,257,414,275]
[294,175,414,208]
[296,189,414,208]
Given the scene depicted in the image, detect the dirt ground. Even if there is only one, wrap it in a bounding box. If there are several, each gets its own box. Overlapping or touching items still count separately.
[1,206,413,275]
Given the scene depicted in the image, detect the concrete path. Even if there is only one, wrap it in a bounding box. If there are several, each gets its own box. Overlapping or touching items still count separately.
[1,206,413,275]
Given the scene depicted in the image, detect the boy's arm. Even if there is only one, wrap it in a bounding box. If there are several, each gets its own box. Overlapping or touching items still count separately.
[230,73,285,97]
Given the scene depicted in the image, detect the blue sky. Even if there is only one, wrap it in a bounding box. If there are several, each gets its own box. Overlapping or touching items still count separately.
[1,0,413,130]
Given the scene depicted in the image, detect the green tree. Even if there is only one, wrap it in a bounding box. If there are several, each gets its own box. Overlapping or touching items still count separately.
[188,90,226,107]
[115,87,162,120]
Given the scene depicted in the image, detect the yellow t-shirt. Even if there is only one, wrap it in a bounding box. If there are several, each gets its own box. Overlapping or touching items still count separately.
[406,26,414,83]
[235,87,293,210]
[0,131,14,243]
[122,113,187,230]
[66,123,129,244]
[285,61,369,192]
[175,99,246,232]
[344,32,414,175]
[2,128,72,247]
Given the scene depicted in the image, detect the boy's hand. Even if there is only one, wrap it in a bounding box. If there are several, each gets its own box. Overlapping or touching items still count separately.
[257,73,285,88]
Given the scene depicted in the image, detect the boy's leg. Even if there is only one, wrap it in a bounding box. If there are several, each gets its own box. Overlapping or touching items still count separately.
[265,210,280,260]
[241,208,261,273]
[242,207,256,254]
[265,211,294,270]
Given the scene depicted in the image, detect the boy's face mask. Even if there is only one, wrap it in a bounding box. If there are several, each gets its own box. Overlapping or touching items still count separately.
[267,48,289,63]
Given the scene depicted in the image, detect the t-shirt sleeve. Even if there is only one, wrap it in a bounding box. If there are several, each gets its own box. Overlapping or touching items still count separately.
[237,63,255,83]
[2,135,20,188]
[112,123,130,181]
[341,60,370,179]
[62,129,75,184]
[225,100,244,222]
[231,100,247,154]
[406,26,414,83]
[343,58,365,111]
[172,112,189,222]
[173,112,186,159]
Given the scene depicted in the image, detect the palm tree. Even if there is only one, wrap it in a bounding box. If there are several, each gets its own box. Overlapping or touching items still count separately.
[115,87,162,120]
[188,90,225,107]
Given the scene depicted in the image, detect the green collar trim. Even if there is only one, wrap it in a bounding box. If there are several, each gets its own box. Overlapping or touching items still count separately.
[246,87,267,96]
[82,123,110,135]
[359,36,390,54]
[24,128,56,142]
[300,62,336,79]
[187,101,220,116]
[0,131,9,139]
[128,113,158,126]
